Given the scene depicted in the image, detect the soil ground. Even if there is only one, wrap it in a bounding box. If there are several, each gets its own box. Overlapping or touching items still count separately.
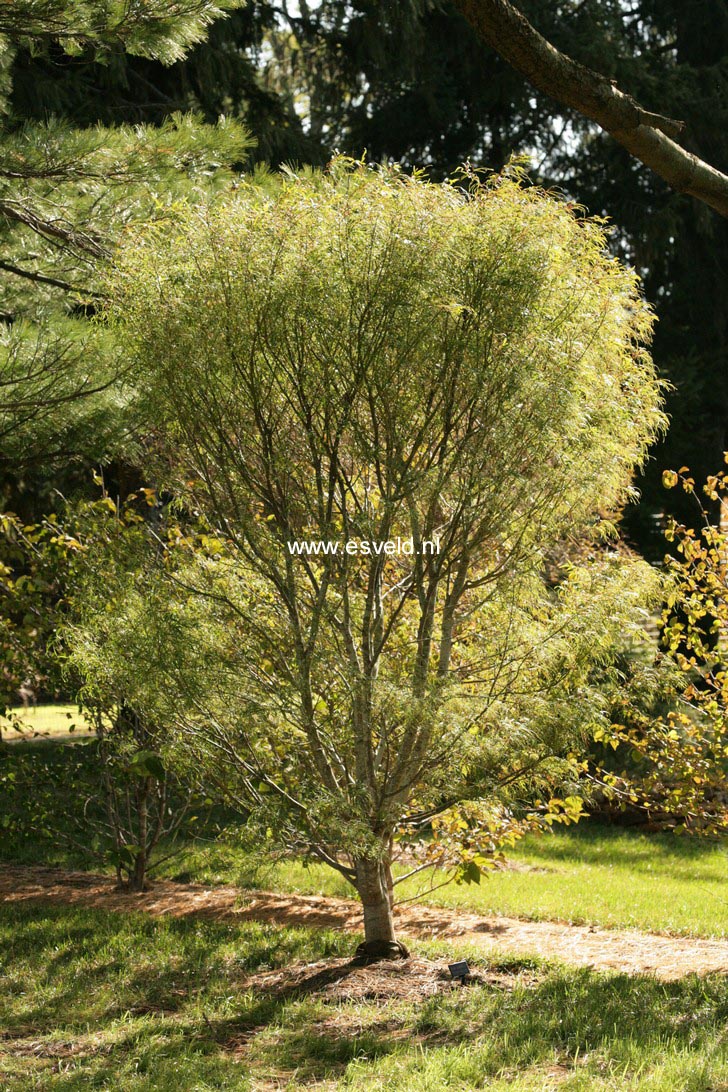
[2,864,726,980]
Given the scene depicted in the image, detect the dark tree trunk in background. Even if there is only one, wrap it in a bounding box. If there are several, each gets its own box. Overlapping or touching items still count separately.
[127,777,151,892]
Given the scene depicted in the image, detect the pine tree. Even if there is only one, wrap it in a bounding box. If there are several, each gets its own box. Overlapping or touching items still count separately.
[9,6,321,167]
[0,0,252,469]
[0,0,252,703]
[539,0,728,552]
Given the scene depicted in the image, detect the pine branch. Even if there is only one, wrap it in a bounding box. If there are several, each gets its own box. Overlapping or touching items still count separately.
[0,1,245,65]
[0,200,109,257]
[0,259,98,295]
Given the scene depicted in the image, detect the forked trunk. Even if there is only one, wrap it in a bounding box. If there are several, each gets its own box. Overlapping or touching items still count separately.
[354,856,409,962]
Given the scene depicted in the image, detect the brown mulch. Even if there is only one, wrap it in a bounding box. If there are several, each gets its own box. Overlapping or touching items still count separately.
[1,864,727,980]
[235,954,539,1005]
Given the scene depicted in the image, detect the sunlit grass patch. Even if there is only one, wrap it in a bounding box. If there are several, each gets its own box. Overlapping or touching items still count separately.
[0,702,93,740]
[161,824,728,939]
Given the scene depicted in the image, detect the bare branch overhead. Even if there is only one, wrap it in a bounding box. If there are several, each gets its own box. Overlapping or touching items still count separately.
[452,0,728,218]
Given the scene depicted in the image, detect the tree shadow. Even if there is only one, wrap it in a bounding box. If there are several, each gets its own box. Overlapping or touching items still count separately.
[4,902,728,1088]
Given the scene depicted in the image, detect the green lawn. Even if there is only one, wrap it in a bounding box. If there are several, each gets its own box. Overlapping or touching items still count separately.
[2,732,726,937]
[1,902,727,1091]
[0,703,93,740]
[2,738,728,1089]
[161,824,728,939]
[396,826,728,939]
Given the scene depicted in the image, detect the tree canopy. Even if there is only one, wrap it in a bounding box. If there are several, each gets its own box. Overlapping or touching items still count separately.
[8,1,724,549]
[101,161,665,953]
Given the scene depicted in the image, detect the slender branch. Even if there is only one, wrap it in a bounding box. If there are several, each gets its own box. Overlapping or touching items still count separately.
[394,869,458,907]
[0,201,110,258]
[391,860,435,886]
[310,844,357,884]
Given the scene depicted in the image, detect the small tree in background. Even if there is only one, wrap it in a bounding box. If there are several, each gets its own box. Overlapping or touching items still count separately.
[106,162,665,957]
[63,494,213,891]
[0,495,206,889]
[603,465,728,835]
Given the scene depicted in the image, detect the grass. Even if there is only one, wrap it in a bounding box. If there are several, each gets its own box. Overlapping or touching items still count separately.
[1,901,727,1090]
[159,824,728,940]
[2,739,728,1088]
[0,703,93,740]
[2,730,725,936]
[398,825,728,939]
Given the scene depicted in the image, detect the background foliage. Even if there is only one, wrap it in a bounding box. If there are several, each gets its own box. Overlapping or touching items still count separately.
[7,0,725,553]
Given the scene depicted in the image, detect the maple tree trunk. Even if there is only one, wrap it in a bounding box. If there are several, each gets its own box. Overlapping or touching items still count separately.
[354,857,409,961]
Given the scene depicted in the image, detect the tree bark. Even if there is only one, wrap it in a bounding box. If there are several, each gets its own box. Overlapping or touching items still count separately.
[354,856,409,962]
[452,0,728,219]
[129,849,147,892]
[128,778,150,892]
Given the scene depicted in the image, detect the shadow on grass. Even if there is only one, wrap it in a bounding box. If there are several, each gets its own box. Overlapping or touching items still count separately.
[207,950,728,1081]
[2,902,728,1087]
[0,903,349,1031]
